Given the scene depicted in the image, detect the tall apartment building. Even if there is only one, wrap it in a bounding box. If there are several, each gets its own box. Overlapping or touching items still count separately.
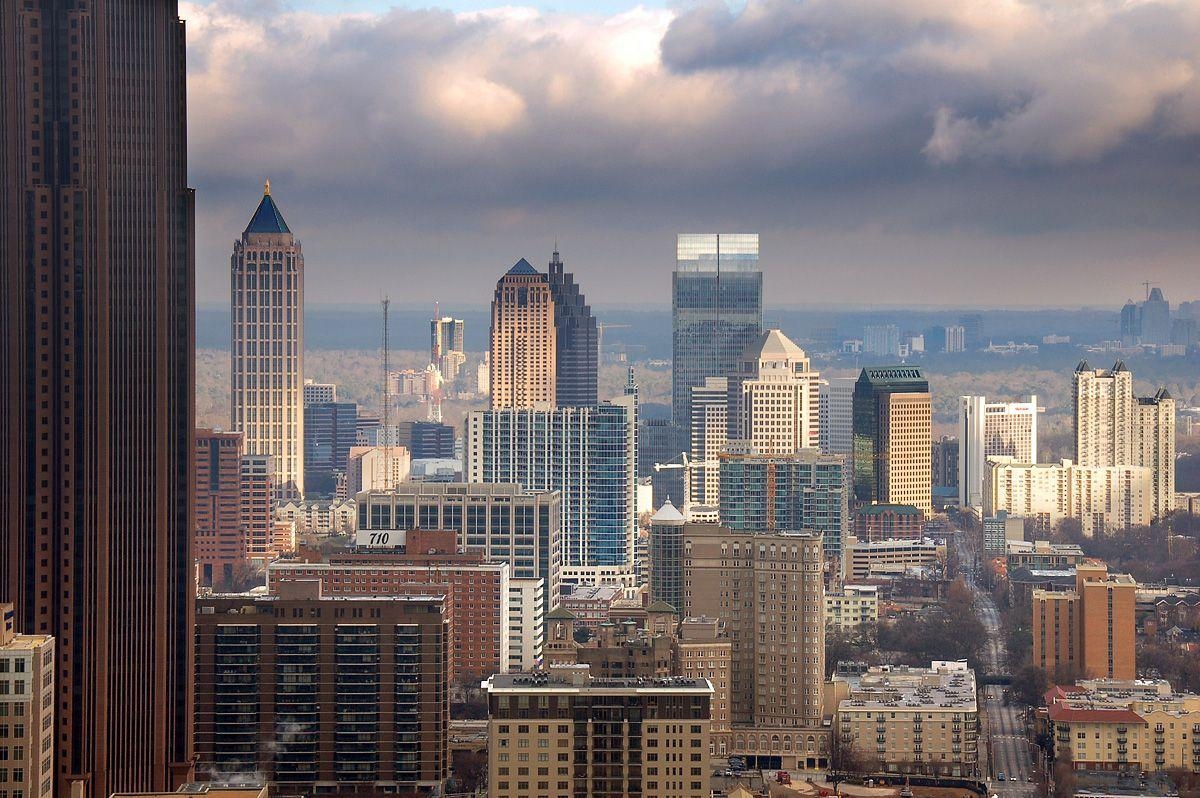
[196,429,247,586]
[231,184,305,499]
[958,395,1039,508]
[547,248,599,407]
[672,234,762,432]
[346,445,413,495]
[484,668,713,798]
[0,4,195,792]
[688,377,729,507]
[649,500,687,611]
[0,606,55,798]
[932,436,960,491]
[354,484,563,618]
[490,259,556,409]
[268,530,511,679]
[718,452,851,560]
[835,661,979,777]
[430,314,466,382]
[1032,563,1137,680]
[303,399,358,497]
[944,324,966,353]
[681,525,827,767]
[819,377,856,455]
[194,581,450,792]
[1135,390,1176,520]
[729,329,820,454]
[240,453,279,565]
[863,325,901,357]
[673,617,733,753]
[467,396,638,583]
[852,367,933,515]
[983,457,1153,536]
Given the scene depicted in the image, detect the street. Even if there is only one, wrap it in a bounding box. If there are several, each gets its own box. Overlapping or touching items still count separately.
[954,530,1039,798]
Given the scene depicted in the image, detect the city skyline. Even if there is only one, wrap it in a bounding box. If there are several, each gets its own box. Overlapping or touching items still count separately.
[182,0,1200,307]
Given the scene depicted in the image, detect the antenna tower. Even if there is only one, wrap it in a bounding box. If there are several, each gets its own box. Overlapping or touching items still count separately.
[381,296,392,491]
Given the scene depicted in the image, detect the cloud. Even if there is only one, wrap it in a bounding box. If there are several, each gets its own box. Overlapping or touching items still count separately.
[181,0,1200,306]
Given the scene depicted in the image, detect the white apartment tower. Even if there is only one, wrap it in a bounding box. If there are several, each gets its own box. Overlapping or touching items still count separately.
[1074,361,1175,519]
[959,395,1039,508]
[689,377,729,507]
[731,329,820,454]
[231,182,305,499]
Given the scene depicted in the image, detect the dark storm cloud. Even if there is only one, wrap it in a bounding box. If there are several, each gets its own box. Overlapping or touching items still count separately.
[182,0,1200,306]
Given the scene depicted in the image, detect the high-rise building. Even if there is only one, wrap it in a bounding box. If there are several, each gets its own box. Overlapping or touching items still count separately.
[639,419,686,506]
[863,324,901,357]
[240,453,278,565]
[1120,300,1142,346]
[302,379,337,405]
[819,377,856,455]
[303,400,358,497]
[688,377,729,507]
[467,396,638,583]
[718,451,851,560]
[430,313,466,381]
[0,4,195,793]
[931,435,960,491]
[354,484,563,618]
[1141,287,1171,345]
[729,329,820,454]
[268,529,512,679]
[0,605,55,798]
[852,367,932,515]
[1074,361,1174,518]
[983,457,1153,536]
[195,582,450,791]
[958,395,1039,508]
[649,500,687,611]
[547,247,599,407]
[672,234,762,432]
[490,259,556,409]
[196,429,247,587]
[231,184,305,499]
[682,526,827,763]
[484,668,713,798]
[1032,563,1136,679]
[944,324,967,353]
[396,421,456,460]
[959,313,983,350]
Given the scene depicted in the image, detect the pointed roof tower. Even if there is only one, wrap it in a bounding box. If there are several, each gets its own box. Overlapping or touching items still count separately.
[244,179,291,236]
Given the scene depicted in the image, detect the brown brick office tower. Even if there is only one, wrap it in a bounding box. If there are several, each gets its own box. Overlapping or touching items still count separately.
[0,2,195,796]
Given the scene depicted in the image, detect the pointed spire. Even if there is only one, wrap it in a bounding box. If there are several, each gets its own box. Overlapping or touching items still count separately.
[244,184,291,235]
[264,178,271,196]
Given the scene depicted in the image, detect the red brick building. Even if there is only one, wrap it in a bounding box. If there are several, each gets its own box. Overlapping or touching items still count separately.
[268,530,509,681]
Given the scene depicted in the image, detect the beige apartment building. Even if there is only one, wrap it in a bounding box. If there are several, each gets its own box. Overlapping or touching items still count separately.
[484,666,712,798]
[852,367,933,516]
[681,525,830,770]
[730,329,820,455]
[1046,679,1200,772]
[835,661,980,777]
[1033,563,1137,680]
[825,585,880,631]
[0,605,55,798]
[489,259,557,410]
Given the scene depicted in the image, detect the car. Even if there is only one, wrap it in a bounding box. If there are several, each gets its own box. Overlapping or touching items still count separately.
[997,772,1006,781]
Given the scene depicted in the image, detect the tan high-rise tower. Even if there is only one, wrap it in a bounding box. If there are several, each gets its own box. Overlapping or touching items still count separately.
[231,183,305,499]
[731,328,820,454]
[489,259,556,409]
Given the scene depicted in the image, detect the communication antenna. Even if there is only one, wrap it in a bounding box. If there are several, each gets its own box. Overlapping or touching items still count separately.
[381,296,392,492]
[1143,281,1152,301]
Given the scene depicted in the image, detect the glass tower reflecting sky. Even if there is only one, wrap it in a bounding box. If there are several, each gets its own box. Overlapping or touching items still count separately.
[672,233,762,431]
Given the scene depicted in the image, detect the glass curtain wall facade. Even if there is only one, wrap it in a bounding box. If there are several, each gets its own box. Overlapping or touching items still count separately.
[467,397,637,576]
[672,234,762,432]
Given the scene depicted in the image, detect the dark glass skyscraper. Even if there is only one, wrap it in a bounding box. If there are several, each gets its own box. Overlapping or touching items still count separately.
[672,234,762,431]
[547,247,599,407]
[0,3,195,795]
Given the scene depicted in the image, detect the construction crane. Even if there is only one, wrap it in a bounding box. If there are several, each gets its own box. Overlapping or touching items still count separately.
[597,322,630,355]
[653,452,720,515]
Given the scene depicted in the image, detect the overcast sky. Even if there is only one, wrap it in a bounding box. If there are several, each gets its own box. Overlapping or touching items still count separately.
[184,0,1200,309]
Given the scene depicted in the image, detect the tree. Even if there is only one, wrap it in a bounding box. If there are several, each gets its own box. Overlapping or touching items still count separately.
[1052,747,1076,798]
[1011,664,1048,709]
[450,750,487,793]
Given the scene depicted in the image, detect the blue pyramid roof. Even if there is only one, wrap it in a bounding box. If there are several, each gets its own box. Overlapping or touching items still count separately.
[245,185,290,235]
[506,258,538,276]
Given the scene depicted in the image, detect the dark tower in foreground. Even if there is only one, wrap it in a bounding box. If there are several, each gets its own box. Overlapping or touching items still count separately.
[547,246,599,407]
[0,3,195,796]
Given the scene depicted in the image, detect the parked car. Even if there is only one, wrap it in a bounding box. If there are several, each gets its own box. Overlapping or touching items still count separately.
[998,772,1006,781]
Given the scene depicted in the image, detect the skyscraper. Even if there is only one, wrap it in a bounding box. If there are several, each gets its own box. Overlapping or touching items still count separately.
[728,328,820,454]
[430,313,466,382]
[688,377,729,507]
[547,247,599,407]
[958,395,1039,508]
[1140,287,1170,346]
[852,367,932,515]
[303,398,358,497]
[1074,361,1134,467]
[467,396,638,584]
[231,183,305,498]
[819,377,856,455]
[195,429,247,588]
[672,234,762,431]
[489,259,556,409]
[0,4,195,794]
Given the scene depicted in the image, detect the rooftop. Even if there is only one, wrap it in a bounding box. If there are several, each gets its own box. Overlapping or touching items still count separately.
[838,661,977,713]
[486,673,713,694]
[243,182,291,236]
